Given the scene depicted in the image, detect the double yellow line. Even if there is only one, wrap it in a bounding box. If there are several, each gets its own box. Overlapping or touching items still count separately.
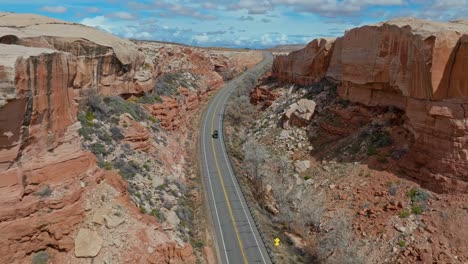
[209,92,249,264]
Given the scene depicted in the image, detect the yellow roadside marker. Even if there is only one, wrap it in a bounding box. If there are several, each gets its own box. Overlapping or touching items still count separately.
[274,238,280,247]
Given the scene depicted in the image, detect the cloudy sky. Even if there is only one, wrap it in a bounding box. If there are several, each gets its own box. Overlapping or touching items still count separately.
[1,0,467,48]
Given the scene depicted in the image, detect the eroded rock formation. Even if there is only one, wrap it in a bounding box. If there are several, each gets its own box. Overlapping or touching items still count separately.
[272,18,468,192]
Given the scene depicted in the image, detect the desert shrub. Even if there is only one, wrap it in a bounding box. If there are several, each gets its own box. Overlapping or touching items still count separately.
[103,96,147,121]
[78,126,94,141]
[190,238,205,249]
[35,186,52,198]
[398,239,406,248]
[411,204,425,215]
[103,162,113,170]
[109,126,124,141]
[32,251,49,264]
[140,206,147,214]
[407,188,430,203]
[113,158,141,180]
[398,210,411,218]
[90,143,106,156]
[176,207,194,223]
[369,131,392,148]
[148,115,158,123]
[388,183,398,196]
[365,130,392,156]
[87,94,110,120]
[96,129,113,144]
[137,93,163,104]
[150,208,166,221]
[154,72,183,96]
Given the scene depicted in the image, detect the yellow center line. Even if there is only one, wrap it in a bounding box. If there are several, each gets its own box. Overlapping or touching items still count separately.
[210,91,249,264]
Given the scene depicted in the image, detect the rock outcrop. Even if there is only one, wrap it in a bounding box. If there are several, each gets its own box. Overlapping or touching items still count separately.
[272,18,468,192]
[283,99,317,128]
[272,38,335,85]
[0,12,151,97]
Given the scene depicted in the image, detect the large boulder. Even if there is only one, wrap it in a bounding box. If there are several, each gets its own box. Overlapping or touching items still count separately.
[283,99,317,127]
[74,228,103,258]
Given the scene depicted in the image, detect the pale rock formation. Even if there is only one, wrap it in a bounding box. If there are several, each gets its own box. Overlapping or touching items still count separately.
[74,228,103,257]
[294,160,311,173]
[283,99,317,127]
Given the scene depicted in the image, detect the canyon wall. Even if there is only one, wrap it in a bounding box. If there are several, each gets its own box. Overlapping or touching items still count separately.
[272,18,468,192]
[0,13,262,263]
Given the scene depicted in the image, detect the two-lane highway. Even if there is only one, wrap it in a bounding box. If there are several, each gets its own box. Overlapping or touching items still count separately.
[200,54,273,264]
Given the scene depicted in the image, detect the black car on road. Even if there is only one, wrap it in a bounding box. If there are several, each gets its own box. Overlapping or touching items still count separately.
[212,130,219,138]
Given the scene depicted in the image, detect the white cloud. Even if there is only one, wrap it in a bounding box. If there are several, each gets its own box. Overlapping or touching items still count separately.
[193,33,210,43]
[39,6,67,13]
[106,11,138,20]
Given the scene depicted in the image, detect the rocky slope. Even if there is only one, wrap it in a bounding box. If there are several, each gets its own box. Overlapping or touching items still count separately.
[0,13,262,264]
[273,18,468,192]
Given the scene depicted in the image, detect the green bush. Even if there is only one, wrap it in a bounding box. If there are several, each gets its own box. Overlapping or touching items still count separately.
[86,111,94,122]
[90,143,106,156]
[137,93,163,104]
[407,188,430,203]
[140,206,147,214]
[103,162,113,170]
[32,251,49,264]
[397,240,406,248]
[398,210,410,218]
[367,130,392,156]
[411,204,424,215]
[148,115,158,123]
[96,129,113,144]
[150,208,166,221]
[78,126,94,141]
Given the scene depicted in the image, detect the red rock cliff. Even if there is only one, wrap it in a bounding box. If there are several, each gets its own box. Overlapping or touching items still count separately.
[272,18,468,192]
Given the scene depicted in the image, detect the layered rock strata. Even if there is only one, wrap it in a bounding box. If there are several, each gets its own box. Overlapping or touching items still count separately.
[272,18,468,192]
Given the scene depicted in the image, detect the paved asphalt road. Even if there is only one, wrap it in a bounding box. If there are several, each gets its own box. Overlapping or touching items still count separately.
[200,56,273,264]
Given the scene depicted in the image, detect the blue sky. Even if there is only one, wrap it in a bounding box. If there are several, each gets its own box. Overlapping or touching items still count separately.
[1,0,467,48]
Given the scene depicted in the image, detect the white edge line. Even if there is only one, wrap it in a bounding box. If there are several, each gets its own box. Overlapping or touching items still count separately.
[218,87,268,264]
[203,91,230,264]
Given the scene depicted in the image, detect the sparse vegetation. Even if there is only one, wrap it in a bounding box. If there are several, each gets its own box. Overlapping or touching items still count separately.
[35,186,52,198]
[411,204,424,215]
[398,239,406,248]
[407,188,430,203]
[150,208,166,221]
[32,251,49,264]
[148,115,158,123]
[90,143,107,156]
[398,209,411,218]
[109,126,124,141]
[366,130,392,156]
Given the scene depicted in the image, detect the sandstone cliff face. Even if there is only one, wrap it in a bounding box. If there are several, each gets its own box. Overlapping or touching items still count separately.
[272,18,468,192]
[0,12,151,97]
[272,38,335,85]
[0,44,103,263]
